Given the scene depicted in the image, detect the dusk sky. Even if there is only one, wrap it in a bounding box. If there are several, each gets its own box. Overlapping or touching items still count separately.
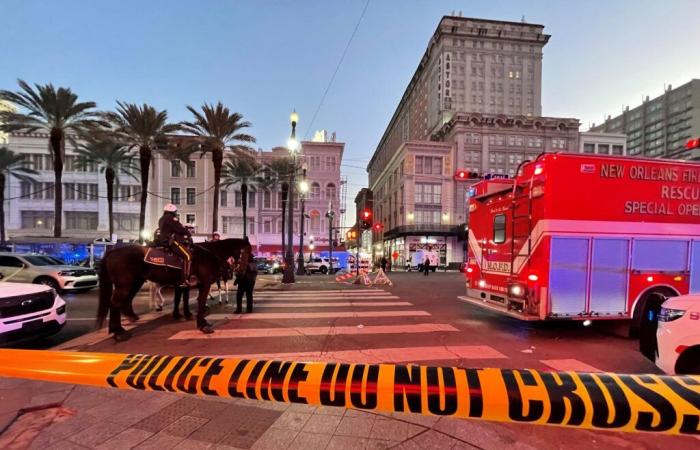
[2,0,699,221]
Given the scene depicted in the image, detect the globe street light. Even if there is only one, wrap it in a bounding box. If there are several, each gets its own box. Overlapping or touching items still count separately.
[296,172,309,275]
[283,111,299,284]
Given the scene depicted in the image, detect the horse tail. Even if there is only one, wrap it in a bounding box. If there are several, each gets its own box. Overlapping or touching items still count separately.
[96,256,113,328]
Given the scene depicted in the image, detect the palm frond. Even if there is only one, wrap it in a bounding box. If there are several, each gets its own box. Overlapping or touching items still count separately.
[0,146,39,180]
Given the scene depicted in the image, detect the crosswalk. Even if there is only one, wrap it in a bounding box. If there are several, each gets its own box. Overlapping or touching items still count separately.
[164,288,601,371]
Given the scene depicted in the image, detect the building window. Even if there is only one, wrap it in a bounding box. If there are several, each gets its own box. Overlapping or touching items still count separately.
[414,209,440,225]
[326,183,336,201]
[44,183,54,200]
[171,187,181,205]
[263,220,271,233]
[583,143,595,154]
[20,181,31,199]
[598,144,610,155]
[493,214,506,244]
[263,190,271,209]
[65,211,98,230]
[186,161,196,178]
[309,210,321,234]
[64,183,75,200]
[186,188,196,205]
[310,182,321,200]
[612,144,624,155]
[248,218,255,236]
[415,156,443,175]
[221,190,228,207]
[415,183,441,204]
[114,213,140,232]
[185,214,196,225]
[171,160,181,177]
[21,210,54,229]
[249,190,256,208]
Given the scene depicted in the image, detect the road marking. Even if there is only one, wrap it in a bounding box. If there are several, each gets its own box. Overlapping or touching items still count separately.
[254,292,396,298]
[230,310,430,320]
[169,323,458,340]
[252,301,412,308]
[540,359,602,373]
[252,296,400,301]
[255,289,390,295]
[213,345,507,364]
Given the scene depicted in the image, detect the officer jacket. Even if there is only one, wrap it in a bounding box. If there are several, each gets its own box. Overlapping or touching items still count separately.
[158,213,191,245]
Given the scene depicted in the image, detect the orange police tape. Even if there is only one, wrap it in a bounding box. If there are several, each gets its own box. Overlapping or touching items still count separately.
[0,349,698,435]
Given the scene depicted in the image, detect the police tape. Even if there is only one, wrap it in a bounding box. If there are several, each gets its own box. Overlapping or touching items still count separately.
[0,349,697,435]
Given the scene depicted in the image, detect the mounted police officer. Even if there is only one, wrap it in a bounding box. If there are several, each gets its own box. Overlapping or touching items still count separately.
[157,204,193,287]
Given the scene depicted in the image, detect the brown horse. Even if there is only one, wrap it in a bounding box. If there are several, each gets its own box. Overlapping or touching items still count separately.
[97,238,251,340]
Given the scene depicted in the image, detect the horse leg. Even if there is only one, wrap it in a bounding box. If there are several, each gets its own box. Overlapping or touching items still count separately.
[122,279,145,322]
[183,288,193,320]
[196,285,214,334]
[224,280,229,304]
[173,287,182,320]
[109,286,131,341]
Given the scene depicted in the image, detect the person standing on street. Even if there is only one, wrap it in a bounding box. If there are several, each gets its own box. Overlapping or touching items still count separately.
[235,250,258,314]
[423,255,430,276]
[380,256,388,272]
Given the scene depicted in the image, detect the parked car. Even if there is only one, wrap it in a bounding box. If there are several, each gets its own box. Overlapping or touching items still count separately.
[0,280,67,343]
[253,258,283,274]
[305,257,340,274]
[652,294,700,375]
[0,253,99,293]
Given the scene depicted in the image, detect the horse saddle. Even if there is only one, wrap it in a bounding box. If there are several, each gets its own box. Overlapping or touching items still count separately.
[144,247,183,270]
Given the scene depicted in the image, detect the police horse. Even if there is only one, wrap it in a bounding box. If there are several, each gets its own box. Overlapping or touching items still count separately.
[97,238,251,341]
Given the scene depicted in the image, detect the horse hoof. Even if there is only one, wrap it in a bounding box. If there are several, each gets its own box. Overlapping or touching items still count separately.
[199,325,214,334]
[113,331,131,342]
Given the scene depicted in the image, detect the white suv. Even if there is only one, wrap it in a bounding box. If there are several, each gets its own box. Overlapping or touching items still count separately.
[305,257,340,274]
[0,281,67,343]
[0,253,98,293]
[654,294,700,375]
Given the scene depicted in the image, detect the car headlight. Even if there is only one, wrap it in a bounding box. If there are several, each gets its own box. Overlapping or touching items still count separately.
[272,263,279,269]
[58,270,75,276]
[658,307,685,322]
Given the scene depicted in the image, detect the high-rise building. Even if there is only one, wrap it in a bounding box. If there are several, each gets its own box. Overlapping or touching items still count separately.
[367,15,585,269]
[591,79,700,160]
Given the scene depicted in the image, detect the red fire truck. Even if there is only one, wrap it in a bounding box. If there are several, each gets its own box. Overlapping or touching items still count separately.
[461,153,700,334]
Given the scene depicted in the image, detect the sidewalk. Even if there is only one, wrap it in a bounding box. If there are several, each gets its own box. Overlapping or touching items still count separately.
[1,374,696,449]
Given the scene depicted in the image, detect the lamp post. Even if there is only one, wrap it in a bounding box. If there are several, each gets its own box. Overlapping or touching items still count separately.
[283,110,299,284]
[296,175,308,275]
[326,206,335,275]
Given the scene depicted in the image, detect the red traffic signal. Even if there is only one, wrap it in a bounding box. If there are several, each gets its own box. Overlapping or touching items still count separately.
[454,169,480,181]
[373,223,384,231]
[362,209,371,220]
[686,138,700,150]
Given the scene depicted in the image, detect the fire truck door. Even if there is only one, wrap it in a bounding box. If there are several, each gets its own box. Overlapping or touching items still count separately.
[549,237,589,316]
[691,240,700,294]
[589,239,630,314]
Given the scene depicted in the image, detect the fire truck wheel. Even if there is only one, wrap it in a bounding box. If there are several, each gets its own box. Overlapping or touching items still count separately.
[636,290,675,361]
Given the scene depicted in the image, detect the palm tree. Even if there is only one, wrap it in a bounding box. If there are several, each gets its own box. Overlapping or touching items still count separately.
[101,102,180,240]
[265,157,297,257]
[74,139,138,239]
[221,150,261,239]
[0,147,38,243]
[0,80,103,237]
[180,102,255,232]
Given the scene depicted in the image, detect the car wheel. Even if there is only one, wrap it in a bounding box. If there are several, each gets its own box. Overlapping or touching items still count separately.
[320,266,328,274]
[35,277,60,291]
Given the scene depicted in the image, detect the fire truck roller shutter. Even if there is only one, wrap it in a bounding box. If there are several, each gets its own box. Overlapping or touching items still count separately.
[589,238,630,315]
[549,237,589,317]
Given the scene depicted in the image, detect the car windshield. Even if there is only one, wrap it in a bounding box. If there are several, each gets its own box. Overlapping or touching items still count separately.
[23,255,61,266]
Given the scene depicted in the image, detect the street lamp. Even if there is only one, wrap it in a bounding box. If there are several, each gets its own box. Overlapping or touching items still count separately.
[296,171,309,275]
[283,110,300,283]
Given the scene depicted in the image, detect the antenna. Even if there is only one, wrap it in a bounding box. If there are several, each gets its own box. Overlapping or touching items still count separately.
[521,15,526,23]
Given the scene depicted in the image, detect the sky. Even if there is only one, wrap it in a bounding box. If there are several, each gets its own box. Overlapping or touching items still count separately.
[2,0,699,225]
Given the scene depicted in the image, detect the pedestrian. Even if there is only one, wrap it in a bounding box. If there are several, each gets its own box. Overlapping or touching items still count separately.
[380,256,388,272]
[423,255,430,276]
[234,250,258,314]
[173,286,192,320]
[149,281,164,311]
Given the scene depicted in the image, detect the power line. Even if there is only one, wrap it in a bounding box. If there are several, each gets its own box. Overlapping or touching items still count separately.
[303,0,371,139]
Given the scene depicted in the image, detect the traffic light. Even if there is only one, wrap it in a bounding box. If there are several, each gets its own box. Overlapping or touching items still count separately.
[373,223,384,232]
[454,169,480,181]
[361,208,372,229]
[346,230,357,240]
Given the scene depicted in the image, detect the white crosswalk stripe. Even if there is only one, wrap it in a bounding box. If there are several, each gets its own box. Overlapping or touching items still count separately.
[253,301,412,308]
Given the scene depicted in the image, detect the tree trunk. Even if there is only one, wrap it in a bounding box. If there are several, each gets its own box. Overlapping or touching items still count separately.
[138,145,151,242]
[0,173,5,244]
[50,129,64,237]
[105,167,115,240]
[241,182,248,239]
[211,147,223,233]
[281,183,288,257]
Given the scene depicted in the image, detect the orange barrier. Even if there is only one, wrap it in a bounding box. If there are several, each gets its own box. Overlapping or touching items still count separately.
[0,349,697,435]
